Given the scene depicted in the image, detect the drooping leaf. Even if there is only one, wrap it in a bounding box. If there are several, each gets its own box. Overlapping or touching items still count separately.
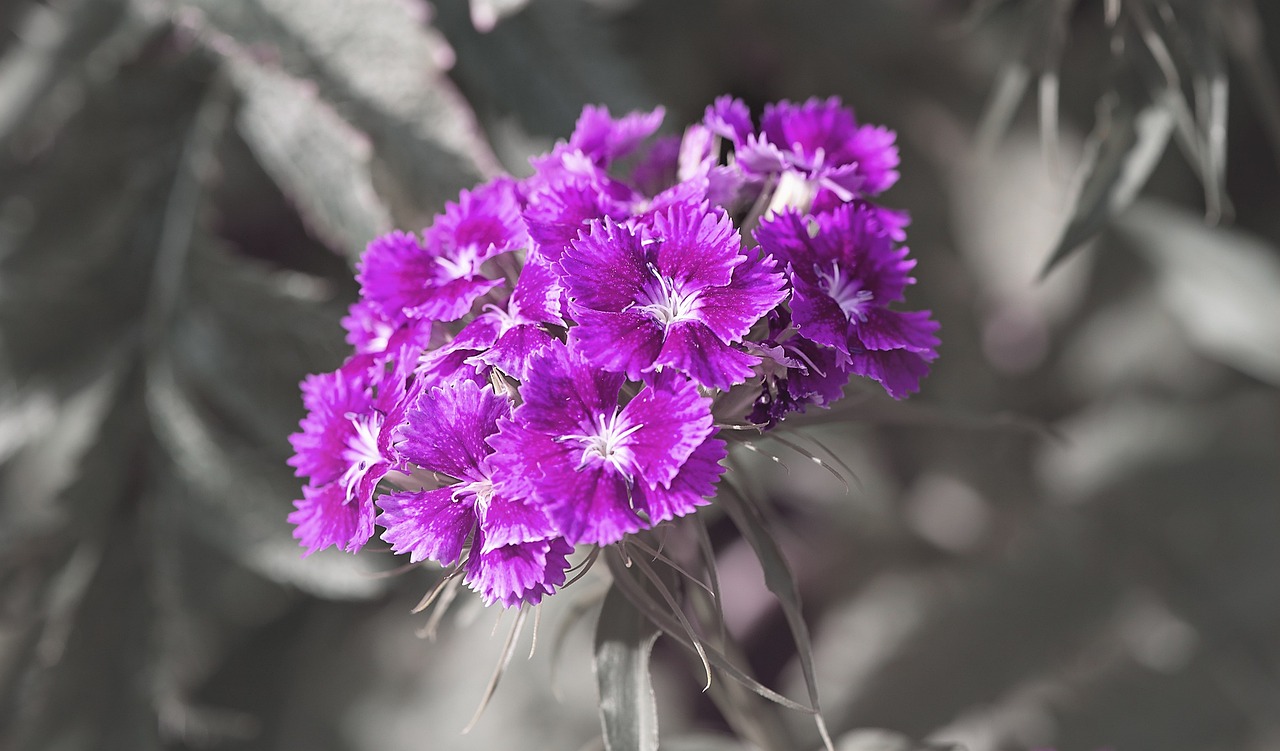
[594,582,662,751]
[1040,88,1175,277]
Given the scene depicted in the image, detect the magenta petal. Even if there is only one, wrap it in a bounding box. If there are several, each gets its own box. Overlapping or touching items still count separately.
[472,323,555,381]
[855,308,940,353]
[515,343,626,435]
[376,487,473,565]
[570,309,665,381]
[618,376,713,488]
[432,178,528,259]
[288,482,377,554]
[560,219,649,312]
[478,493,557,552]
[536,460,644,546]
[511,256,565,325]
[752,210,814,271]
[569,105,665,165]
[651,204,742,289]
[704,95,754,146]
[635,434,727,523]
[654,321,760,390]
[398,378,509,481]
[695,250,787,342]
[464,535,572,608]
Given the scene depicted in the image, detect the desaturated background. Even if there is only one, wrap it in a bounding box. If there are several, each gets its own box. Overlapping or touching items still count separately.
[2,1,1280,749]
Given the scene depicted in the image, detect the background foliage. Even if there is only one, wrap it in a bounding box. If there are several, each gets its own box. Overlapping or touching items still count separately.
[2,1,1280,749]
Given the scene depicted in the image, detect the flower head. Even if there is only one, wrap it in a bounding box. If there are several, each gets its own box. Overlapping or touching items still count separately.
[491,343,723,546]
[561,204,786,390]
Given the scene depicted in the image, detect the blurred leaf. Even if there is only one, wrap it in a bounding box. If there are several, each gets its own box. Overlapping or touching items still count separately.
[433,0,657,157]
[148,240,386,599]
[0,0,155,146]
[1117,199,1280,385]
[1222,0,1280,172]
[1040,89,1175,277]
[168,0,499,223]
[229,58,394,258]
[720,472,835,751]
[594,583,661,751]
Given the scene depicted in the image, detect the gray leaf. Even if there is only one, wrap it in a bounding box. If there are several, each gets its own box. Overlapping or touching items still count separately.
[594,583,662,751]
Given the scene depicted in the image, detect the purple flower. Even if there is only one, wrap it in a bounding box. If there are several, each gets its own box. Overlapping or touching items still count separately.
[377,377,570,607]
[733,96,900,201]
[490,343,724,546]
[522,164,637,264]
[287,356,396,553]
[357,178,527,322]
[560,204,787,390]
[568,104,665,166]
[451,256,564,380]
[704,95,754,147]
[755,204,938,398]
[748,311,852,428]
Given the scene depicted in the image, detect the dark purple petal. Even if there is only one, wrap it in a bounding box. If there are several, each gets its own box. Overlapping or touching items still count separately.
[654,321,761,390]
[617,374,714,488]
[377,487,474,565]
[288,482,377,554]
[789,277,853,356]
[854,308,940,353]
[398,378,509,481]
[634,434,726,523]
[848,348,936,399]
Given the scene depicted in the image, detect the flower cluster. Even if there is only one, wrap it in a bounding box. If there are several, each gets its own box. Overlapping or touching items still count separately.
[287,97,938,607]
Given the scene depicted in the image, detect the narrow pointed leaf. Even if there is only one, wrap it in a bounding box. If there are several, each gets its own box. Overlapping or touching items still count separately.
[595,582,662,751]
[1040,91,1175,277]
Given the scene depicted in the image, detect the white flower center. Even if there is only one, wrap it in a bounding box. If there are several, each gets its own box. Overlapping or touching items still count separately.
[560,410,644,478]
[340,414,384,500]
[818,261,873,323]
[456,477,496,511]
[482,302,521,336]
[437,244,484,280]
[637,265,700,327]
